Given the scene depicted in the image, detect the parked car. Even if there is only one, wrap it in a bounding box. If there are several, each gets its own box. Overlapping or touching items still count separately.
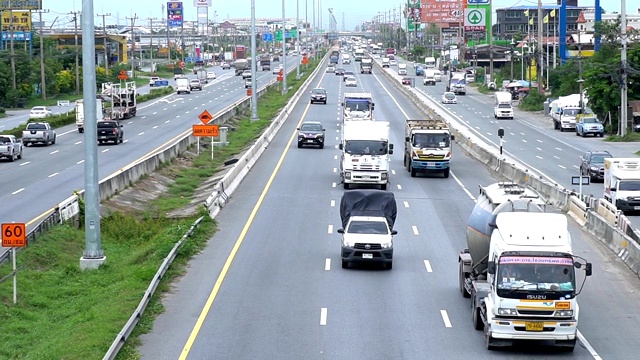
[345,76,357,87]
[149,76,161,86]
[310,88,327,104]
[29,106,51,119]
[22,122,56,146]
[97,120,124,145]
[576,116,605,137]
[441,92,457,104]
[189,79,203,91]
[0,135,23,162]
[580,150,612,182]
[297,121,325,149]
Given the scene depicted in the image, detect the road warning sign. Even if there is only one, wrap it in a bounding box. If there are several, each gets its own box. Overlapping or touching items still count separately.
[192,124,219,137]
[198,110,213,124]
[117,70,128,80]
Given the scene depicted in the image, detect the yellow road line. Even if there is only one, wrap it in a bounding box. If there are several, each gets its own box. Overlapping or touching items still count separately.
[178,70,327,358]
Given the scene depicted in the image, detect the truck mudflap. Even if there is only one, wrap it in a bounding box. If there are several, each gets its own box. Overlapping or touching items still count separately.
[458,251,473,297]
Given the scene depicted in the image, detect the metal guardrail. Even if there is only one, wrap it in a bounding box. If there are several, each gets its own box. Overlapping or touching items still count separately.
[102,216,204,360]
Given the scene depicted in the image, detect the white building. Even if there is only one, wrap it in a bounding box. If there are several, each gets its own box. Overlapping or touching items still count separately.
[581,9,640,33]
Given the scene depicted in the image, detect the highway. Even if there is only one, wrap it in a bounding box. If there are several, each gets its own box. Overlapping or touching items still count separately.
[138,55,640,359]
[0,80,159,131]
[0,57,296,255]
[394,57,640,231]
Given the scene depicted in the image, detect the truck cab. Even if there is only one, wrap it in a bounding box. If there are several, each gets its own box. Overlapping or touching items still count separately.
[404,119,454,178]
[604,158,640,212]
[342,93,374,121]
[550,94,584,131]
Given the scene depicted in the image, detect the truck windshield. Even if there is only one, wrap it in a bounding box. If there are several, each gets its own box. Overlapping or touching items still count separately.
[496,256,576,295]
[344,100,371,112]
[347,220,388,234]
[618,180,640,191]
[345,140,387,155]
[498,104,511,109]
[413,133,450,148]
[563,109,580,116]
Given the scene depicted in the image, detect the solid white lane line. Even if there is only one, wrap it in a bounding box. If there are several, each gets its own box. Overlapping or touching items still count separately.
[396,184,402,190]
[330,200,335,207]
[333,168,337,173]
[77,160,84,164]
[440,310,452,328]
[403,201,409,208]
[101,149,109,153]
[320,308,328,326]
[577,330,603,359]
[138,132,144,136]
[391,169,396,175]
[327,225,333,234]
[424,260,433,273]
[19,162,30,166]
[12,188,24,194]
[451,172,476,201]
[412,226,419,235]
[48,172,59,178]
[74,141,82,145]
[50,150,59,154]
[558,165,567,169]
[325,258,331,271]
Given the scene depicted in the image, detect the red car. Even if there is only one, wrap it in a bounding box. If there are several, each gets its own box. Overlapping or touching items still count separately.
[402,77,412,86]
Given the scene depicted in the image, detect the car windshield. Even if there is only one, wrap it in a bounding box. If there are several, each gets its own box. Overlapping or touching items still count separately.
[444,93,455,100]
[346,77,356,81]
[619,180,640,191]
[590,154,611,163]
[413,133,450,148]
[0,137,10,144]
[347,220,388,234]
[344,140,387,155]
[582,117,599,123]
[312,89,326,94]
[345,72,353,76]
[300,123,322,132]
[496,256,576,292]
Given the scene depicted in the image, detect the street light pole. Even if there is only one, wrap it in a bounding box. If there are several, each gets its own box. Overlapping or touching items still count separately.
[250,0,258,121]
[510,38,515,81]
[282,0,288,95]
[296,0,300,80]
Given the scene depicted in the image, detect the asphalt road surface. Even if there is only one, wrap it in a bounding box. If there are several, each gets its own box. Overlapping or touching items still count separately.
[137,55,640,359]
[0,56,297,255]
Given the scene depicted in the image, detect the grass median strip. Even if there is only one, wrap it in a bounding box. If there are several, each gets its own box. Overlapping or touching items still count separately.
[0,55,323,360]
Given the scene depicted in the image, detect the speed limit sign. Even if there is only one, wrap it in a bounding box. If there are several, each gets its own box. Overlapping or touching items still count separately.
[2,223,26,247]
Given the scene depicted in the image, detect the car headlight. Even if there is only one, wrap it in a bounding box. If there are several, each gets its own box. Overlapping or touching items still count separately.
[590,166,598,171]
[498,308,518,316]
[342,239,356,247]
[344,172,351,179]
[380,240,393,249]
[555,310,573,317]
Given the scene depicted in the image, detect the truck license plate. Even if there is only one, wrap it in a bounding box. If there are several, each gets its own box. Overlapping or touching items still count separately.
[362,175,370,180]
[99,136,107,139]
[635,206,640,210]
[362,253,373,259]
[525,322,544,331]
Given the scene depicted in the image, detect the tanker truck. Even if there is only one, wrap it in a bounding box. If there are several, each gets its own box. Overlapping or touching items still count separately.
[458,182,592,352]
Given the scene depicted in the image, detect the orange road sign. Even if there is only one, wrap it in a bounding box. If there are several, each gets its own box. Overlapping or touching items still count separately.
[2,223,26,247]
[117,70,128,80]
[193,124,219,137]
[247,88,252,96]
[277,76,283,81]
[198,110,213,124]
[302,55,309,64]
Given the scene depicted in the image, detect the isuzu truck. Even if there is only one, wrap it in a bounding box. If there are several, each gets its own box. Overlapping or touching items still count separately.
[339,121,393,190]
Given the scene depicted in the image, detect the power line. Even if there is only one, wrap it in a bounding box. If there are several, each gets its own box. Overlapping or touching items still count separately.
[126,14,139,76]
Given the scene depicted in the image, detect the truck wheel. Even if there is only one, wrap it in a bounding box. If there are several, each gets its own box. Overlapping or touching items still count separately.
[410,164,417,178]
[341,260,348,269]
[443,168,450,178]
[472,303,483,330]
[459,261,470,298]
[560,127,564,132]
[79,128,84,133]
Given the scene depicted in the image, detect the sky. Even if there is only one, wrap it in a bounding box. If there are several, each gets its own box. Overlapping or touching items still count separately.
[41,0,633,31]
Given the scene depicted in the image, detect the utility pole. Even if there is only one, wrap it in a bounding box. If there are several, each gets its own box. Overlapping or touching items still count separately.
[536,0,543,93]
[36,9,50,100]
[296,0,300,80]
[9,9,15,90]
[250,0,258,121]
[70,11,81,95]
[148,17,157,73]
[126,14,138,77]
[620,0,628,136]
[98,12,111,75]
[282,0,287,95]
[312,0,316,61]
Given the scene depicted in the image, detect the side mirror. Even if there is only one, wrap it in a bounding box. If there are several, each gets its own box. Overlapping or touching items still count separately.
[585,263,593,276]
[405,136,410,142]
[371,103,375,109]
[296,128,300,130]
[339,143,343,150]
[488,222,498,229]
[450,135,455,140]
[391,230,398,235]
[487,261,496,274]
[389,144,394,150]
[322,129,326,132]
[389,149,394,155]
[337,229,344,234]
[120,124,124,127]
[341,102,344,107]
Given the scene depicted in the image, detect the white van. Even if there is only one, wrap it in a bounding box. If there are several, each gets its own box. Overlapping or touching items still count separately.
[176,78,190,94]
[342,54,351,64]
[434,69,442,82]
[382,57,390,68]
[398,63,407,75]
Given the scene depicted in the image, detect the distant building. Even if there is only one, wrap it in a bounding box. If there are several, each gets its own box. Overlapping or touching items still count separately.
[494,4,593,39]
[581,9,640,33]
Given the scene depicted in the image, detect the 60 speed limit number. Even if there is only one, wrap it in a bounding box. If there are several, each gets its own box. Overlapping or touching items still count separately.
[2,223,27,247]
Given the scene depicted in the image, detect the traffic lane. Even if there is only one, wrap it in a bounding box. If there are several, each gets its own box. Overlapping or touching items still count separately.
[0,104,75,131]
[137,59,332,359]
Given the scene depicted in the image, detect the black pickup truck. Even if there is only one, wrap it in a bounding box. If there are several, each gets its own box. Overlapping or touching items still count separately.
[97,120,124,145]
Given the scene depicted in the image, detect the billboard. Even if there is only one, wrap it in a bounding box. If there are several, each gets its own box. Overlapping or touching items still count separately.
[1,10,31,31]
[167,2,183,27]
[0,0,41,10]
[422,0,464,24]
[406,0,421,32]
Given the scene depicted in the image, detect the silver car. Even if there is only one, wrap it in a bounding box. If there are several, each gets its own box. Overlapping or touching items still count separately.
[441,92,457,104]
[345,76,357,87]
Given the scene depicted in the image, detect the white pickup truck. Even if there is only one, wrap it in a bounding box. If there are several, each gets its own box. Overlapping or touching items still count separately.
[22,122,56,146]
[0,135,23,161]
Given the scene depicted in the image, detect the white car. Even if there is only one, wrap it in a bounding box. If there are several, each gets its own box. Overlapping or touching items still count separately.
[149,76,160,86]
[434,70,442,82]
[29,106,51,119]
[441,92,457,104]
[206,71,216,80]
[389,59,397,66]
[345,76,357,87]
[272,64,283,74]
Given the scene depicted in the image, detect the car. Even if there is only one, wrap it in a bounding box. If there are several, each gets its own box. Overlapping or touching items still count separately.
[22,122,56,146]
[326,65,335,73]
[29,106,51,119]
[149,76,161,86]
[173,73,186,81]
[189,79,203,91]
[310,88,327,104]
[244,77,252,88]
[441,92,457,104]
[241,70,252,79]
[272,64,283,74]
[97,120,124,145]
[580,150,613,182]
[343,71,354,81]
[206,71,216,80]
[389,59,397,66]
[576,115,605,137]
[401,77,412,86]
[335,68,345,75]
[297,121,325,148]
[415,66,424,76]
[345,76,357,87]
[221,62,231,69]
[434,70,442,82]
